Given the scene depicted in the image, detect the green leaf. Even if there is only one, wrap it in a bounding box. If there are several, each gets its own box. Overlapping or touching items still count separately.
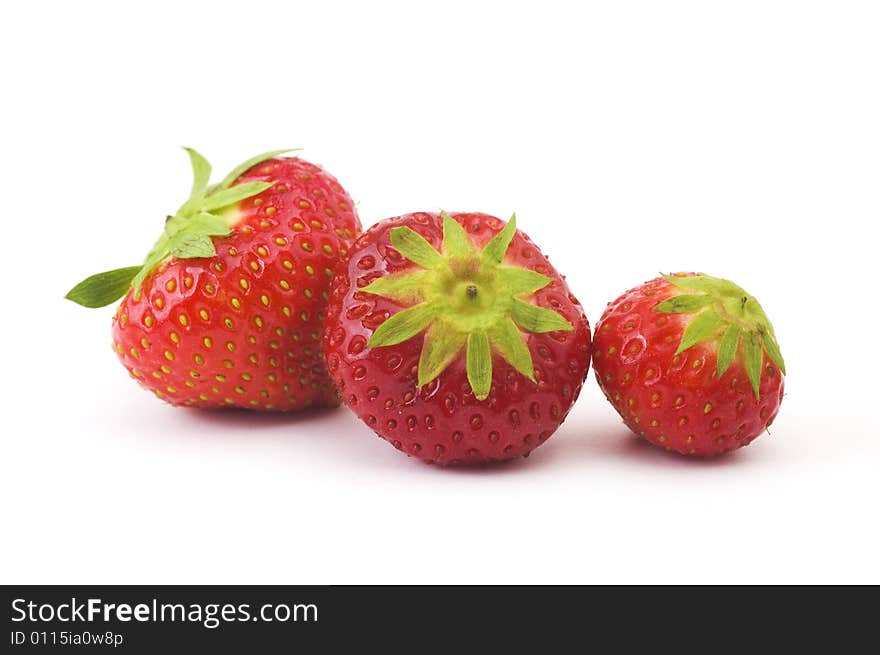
[664,273,744,297]
[201,181,274,211]
[511,299,573,333]
[744,331,763,399]
[65,266,141,308]
[481,213,517,266]
[716,324,740,377]
[466,329,492,400]
[417,322,466,387]
[488,318,535,382]
[390,227,445,270]
[498,267,553,296]
[183,147,212,199]
[654,294,714,314]
[169,233,216,259]
[441,212,474,258]
[361,271,431,305]
[762,332,786,375]
[368,303,437,347]
[189,212,232,237]
[217,149,297,191]
[675,310,724,355]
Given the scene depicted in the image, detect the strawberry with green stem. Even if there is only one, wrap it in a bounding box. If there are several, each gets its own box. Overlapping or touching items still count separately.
[592,273,785,456]
[67,148,361,410]
[324,211,592,465]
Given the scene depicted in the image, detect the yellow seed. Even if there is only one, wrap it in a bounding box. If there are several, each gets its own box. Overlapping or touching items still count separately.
[178,314,189,326]
[257,246,268,257]
[166,386,177,394]
[265,206,276,216]
[129,347,139,359]
[301,242,313,252]
[194,354,205,365]
[269,341,280,350]
[305,265,315,275]
[254,316,263,328]
[275,237,287,246]
[269,357,279,367]
[274,327,284,337]
[260,390,270,399]
[293,222,304,231]
[203,337,213,349]
[260,294,270,307]
[170,332,180,344]
[282,306,291,318]
[239,278,249,291]
[241,373,252,381]
[283,260,293,270]
[189,370,199,378]
[184,276,193,288]
[185,380,195,388]
[235,386,245,394]
[199,309,209,321]
[249,261,260,272]
[703,402,713,414]
[152,371,162,379]
[199,394,209,401]
[267,373,277,382]
[231,298,241,309]
[160,365,171,374]
[279,280,290,291]
[205,283,215,294]
[140,338,150,348]
[249,354,259,364]
[304,289,313,299]
[215,374,226,382]
[224,317,234,329]
[227,247,237,256]
[224,359,233,369]
[322,244,334,255]
[164,350,174,361]
[154,296,165,309]
[226,342,235,352]
[165,279,176,292]
[247,336,256,345]
[144,315,154,327]
[650,419,659,427]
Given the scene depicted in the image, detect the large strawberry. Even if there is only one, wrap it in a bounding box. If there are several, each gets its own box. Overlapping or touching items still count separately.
[66,149,361,410]
[323,211,592,465]
[592,274,785,456]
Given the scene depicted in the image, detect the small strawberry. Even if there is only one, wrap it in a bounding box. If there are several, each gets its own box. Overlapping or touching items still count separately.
[66,148,361,410]
[592,273,785,456]
[323,211,592,465]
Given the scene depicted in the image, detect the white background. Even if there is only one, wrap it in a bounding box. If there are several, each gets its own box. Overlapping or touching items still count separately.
[1,1,877,584]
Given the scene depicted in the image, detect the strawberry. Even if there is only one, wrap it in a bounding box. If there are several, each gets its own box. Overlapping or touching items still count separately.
[323,211,592,465]
[592,274,785,456]
[66,149,361,410]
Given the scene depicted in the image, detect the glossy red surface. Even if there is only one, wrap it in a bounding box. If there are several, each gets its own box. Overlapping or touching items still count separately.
[111,157,361,410]
[592,277,784,456]
[323,212,592,465]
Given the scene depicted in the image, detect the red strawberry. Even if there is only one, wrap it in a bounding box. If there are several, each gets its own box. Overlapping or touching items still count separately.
[592,274,785,456]
[323,211,592,465]
[66,149,361,410]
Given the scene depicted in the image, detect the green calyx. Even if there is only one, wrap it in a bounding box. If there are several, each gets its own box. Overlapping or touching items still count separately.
[654,273,785,399]
[65,148,296,308]
[362,213,574,401]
